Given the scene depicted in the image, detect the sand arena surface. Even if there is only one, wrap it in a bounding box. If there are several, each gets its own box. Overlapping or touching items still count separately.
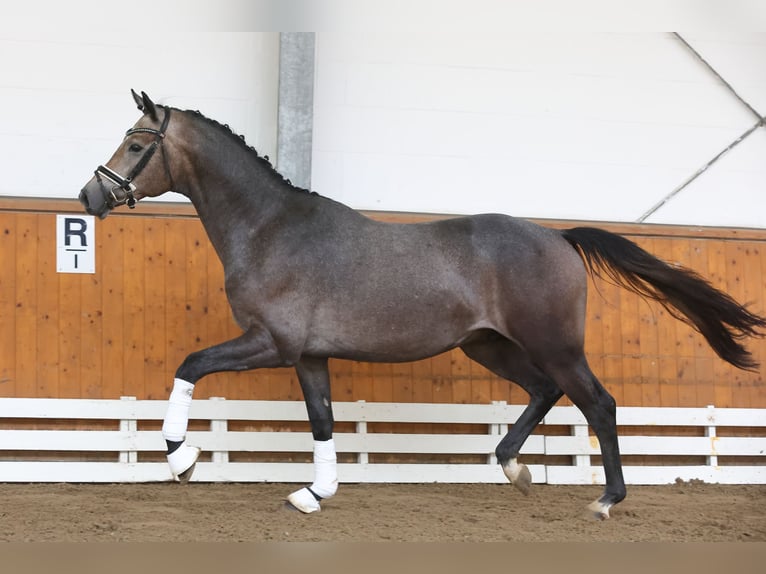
[0,481,764,542]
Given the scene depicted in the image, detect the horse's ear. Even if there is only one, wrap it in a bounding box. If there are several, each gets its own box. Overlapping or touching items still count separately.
[130,89,158,121]
[131,89,144,111]
[140,91,158,121]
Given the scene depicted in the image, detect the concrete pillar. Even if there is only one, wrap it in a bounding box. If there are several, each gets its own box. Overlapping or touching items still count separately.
[276,32,316,190]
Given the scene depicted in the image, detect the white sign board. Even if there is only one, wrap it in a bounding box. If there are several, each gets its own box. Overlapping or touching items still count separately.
[56,215,95,274]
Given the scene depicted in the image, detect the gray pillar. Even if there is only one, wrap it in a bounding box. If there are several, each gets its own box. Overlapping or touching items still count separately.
[276,32,316,190]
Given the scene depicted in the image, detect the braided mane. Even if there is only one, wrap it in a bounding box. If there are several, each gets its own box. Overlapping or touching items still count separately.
[173,106,316,195]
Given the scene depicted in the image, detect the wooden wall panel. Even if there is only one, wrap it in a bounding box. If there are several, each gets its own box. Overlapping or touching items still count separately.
[0,199,764,408]
[35,215,58,398]
[100,220,125,399]
[0,213,16,398]
[15,214,39,397]
[122,219,145,398]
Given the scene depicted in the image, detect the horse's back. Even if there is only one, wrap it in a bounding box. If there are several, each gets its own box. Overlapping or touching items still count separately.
[312,207,589,317]
[295,209,589,359]
[413,213,586,290]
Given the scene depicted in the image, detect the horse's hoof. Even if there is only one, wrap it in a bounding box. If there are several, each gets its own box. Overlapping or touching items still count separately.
[286,487,321,514]
[502,459,532,496]
[167,442,201,482]
[282,500,304,513]
[177,462,197,484]
[587,499,612,520]
[512,464,532,496]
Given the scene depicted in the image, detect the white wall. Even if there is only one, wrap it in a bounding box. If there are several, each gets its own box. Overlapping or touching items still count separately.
[311,31,766,228]
[2,28,764,229]
[0,32,279,202]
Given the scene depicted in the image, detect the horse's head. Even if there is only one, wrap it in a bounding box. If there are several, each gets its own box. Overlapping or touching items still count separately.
[79,90,175,219]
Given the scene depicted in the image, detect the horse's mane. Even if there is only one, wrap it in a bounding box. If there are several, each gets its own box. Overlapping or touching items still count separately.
[172,106,316,196]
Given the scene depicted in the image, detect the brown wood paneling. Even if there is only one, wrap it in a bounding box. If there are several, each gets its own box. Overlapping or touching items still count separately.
[15,213,38,397]
[36,214,59,397]
[689,238,715,408]
[391,361,413,403]
[451,352,471,405]
[100,220,125,399]
[164,218,188,393]
[80,262,103,399]
[0,213,16,398]
[122,218,146,398]
[142,219,167,398]
[0,198,764,408]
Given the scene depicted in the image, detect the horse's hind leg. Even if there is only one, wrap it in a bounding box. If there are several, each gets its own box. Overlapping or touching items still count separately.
[461,337,563,495]
[540,353,626,519]
[286,356,338,514]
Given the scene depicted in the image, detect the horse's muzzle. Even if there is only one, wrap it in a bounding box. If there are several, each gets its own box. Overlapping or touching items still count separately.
[79,186,111,220]
[78,189,90,211]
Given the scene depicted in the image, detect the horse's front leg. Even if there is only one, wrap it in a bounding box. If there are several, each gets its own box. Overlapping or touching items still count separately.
[163,327,283,482]
[286,356,338,513]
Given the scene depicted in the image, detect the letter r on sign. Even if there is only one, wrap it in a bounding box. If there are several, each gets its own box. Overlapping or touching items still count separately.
[64,218,88,247]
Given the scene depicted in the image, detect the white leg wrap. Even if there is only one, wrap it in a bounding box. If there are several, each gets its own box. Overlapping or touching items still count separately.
[309,438,338,499]
[287,439,338,513]
[162,378,200,480]
[287,487,322,513]
[167,442,201,478]
[162,378,195,441]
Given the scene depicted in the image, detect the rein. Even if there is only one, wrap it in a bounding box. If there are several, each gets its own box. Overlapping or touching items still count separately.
[94,108,174,209]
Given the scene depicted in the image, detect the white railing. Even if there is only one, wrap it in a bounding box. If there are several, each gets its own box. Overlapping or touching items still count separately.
[0,398,764,484]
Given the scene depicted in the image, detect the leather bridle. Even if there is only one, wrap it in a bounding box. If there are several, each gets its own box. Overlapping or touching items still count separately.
[94,108,174,209]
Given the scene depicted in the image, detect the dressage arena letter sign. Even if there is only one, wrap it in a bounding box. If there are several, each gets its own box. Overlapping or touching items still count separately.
[56,215,95,274]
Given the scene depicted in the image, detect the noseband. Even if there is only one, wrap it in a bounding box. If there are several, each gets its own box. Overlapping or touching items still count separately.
[94,108,174,209]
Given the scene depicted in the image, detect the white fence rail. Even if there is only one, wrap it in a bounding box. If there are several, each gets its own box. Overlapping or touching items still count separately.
[0,398,764,484]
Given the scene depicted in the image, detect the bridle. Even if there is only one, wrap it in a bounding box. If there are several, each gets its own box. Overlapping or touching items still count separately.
[94,108,174,209]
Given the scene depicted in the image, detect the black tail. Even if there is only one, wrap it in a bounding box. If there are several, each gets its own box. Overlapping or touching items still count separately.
[562,226,766,371]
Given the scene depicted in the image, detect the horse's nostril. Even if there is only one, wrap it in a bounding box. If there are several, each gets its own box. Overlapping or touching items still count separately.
[79,190,90,209]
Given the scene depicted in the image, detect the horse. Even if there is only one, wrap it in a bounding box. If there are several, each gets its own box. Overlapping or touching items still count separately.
[79,90,766,519]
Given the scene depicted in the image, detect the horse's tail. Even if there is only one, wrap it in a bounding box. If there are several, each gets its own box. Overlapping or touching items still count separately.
[561,226,766,371]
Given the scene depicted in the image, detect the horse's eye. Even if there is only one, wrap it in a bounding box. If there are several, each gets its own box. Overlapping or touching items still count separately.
[129,143,143,153]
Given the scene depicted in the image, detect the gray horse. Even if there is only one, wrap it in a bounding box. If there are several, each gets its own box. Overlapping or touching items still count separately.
[80,91,765,519]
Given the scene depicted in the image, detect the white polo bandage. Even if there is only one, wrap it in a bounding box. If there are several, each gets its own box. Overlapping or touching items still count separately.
[308,438,338,499]
[162,378,195,442]
[286,438,339,512]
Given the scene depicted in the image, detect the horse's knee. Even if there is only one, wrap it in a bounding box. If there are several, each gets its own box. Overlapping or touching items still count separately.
[175,350,210,384]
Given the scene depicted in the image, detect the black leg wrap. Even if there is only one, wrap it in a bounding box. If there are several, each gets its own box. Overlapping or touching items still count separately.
[306,486,323,501]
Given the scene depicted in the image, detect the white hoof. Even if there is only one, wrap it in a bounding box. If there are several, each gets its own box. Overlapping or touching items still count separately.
[167,442,201,483]
[286,487,322,514]
[587,499,612,520]
[502,459,532,495]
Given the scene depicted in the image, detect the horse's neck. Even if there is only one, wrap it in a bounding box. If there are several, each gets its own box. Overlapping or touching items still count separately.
[182,137,294,265]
